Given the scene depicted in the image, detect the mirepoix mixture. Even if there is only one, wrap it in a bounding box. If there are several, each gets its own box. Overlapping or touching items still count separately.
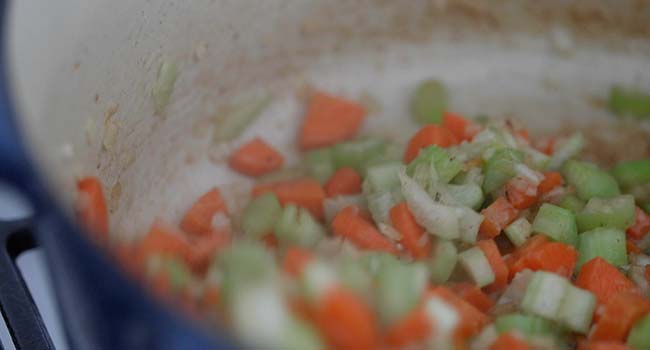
[74,79,650,350]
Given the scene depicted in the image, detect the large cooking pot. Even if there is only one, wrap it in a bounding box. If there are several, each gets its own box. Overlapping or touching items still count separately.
[1,0,650,349]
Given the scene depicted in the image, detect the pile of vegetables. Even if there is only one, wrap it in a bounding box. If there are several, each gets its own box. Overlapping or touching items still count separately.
[75,80,650,350]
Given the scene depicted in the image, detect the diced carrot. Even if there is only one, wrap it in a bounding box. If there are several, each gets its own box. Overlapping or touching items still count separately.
[384,306,433,348]
[332,206,398,254]
[389,202,432,260]
[516,129,531,145]
[490,332,530,350]
[576,257,639,306]
[228,138,284,177]
[627,207,650,240]
[505,235,549,278]
[442,112,478,142]
[509,241,578,279]
[590,292,650,342]
[645,265,650,281]
[138,219,193,265]
[261,233,278,249]
[403,125,459,163]
[186,230,231,275]
[477,240,509,292]
[299,92,367,150]
[201,285,222,314]
[314,288,379,350]
[479,198,519,239]
[505,177,538,210]
[324,167,362,197]
[538,171,564,195]
[150,268,173,300]
[449,282,495,313]
[112,242,142,277]
[252,178,326,220]
[536,137,556,156]
[626,240,642,254]
[76,177,109,242]
[180,188,229,237]
[288,296,315,323]
[427,286,490,338]
[282,247,315,278]
[578,340,630,350]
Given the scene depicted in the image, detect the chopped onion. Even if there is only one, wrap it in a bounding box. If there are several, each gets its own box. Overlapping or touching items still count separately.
[323,195,365,223]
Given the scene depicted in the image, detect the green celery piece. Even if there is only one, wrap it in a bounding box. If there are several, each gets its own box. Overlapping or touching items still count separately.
[613,160,650,189]
[305,148,334,183]
[213,95,272,143]
[152,60,177,115]
[628,315,650,350]
[338,257,373,295]
[331,138,388,174]
[557,285,596,334]
[365,162,403,191]
[608,85,650,119]
[523,147,551,171]
[559,195,586,214]
[281,319,324,350]
[458,246,495,288]
[494,313,557,337]
[410,79,448,125]
[452,167,484,187]
[275,205,325,247]
[504,218,532,247]
[576,195,636,232]
[532,204,578,246]
[447,183,484,210]
[644,202,650,214]
[521,271,570,321]
[483,148,524,193]
[548,133,584,170]
[220,241,276,302]
[362,252,400,276]
[165,258,191,291]
[376,261,428,325]
[429,240,458,283]
[577,227,627,271]
[241,193,283,239]
[406,145,462,184]
[562,160,620,201]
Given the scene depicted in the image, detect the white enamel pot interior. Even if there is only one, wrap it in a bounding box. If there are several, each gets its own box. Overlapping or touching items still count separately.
[5,0,650,323]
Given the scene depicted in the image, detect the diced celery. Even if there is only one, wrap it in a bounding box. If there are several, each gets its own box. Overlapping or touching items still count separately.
[165,258,192,292]
[557,285,596,334]
[483,148,524,193]
[242,193,283,239]
[559,195,585,214]
[301,260,338,302]
[494,313,556,337]
[456,207,484,244]
[628,315,650,350]
[576,194,636,232]
[305,148,334,183]
[407,146,463,184]
[576,227,627,270]
[447,183,484,210]
[452,167,484,187]
[281,319,324,350]
[523,147,551,171]
[458,246,495,288]
[521,271,569,320]
[230,284,289,347]
[505,218,532,247]
[562,160,620,200]
[429,240,458,283]
[275,205,325,247]
[399,170,461,239]
[410,79,447,125]
[376,261,428,325]
[362,252,400,276]
[548,133,584,170]
[608,85,650,119]
[365,162,403,191]
[213,95,271,143]
[220,242,276,302]
[532,204,578,246]
[613,160,650,189]
[152,60,177,114]
[337,257,372,295]
[331,138,388,174]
